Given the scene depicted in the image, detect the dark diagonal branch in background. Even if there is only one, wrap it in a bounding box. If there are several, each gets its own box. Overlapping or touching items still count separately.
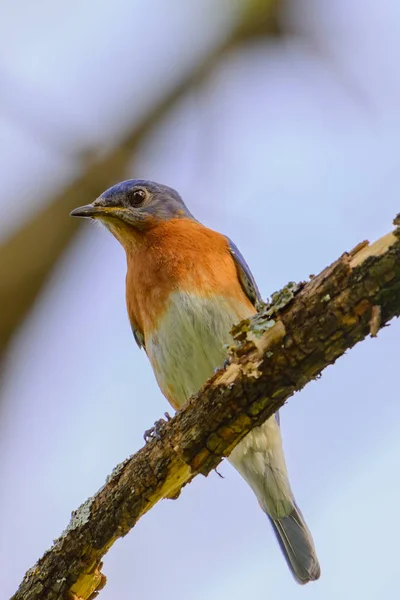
[12,218,400,600]
[0,0,280,359]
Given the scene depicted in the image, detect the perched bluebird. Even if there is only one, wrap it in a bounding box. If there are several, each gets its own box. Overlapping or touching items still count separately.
[71,180,320,584]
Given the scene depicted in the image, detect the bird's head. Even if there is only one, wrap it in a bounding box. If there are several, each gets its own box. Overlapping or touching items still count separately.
[70,179,194,246]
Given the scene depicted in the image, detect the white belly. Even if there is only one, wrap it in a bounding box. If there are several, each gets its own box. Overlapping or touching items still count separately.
[146,291,254,407]
[146,290,293,520]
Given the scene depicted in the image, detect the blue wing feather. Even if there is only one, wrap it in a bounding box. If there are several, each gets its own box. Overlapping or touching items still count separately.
[227,237,262,306]
[227,237,280,425]
[131,323,145,350]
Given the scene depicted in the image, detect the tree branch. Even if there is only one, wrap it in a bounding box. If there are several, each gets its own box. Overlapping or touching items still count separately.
[12,218,400,600]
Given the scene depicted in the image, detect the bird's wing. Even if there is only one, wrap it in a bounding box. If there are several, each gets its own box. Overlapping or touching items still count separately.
[131,323,145,351]
[227,237,281,424]
[227,237,262,307]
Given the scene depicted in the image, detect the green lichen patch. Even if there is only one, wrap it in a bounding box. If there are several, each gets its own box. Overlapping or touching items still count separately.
[63,496,94,536]
[256,281,303,318]
[231,318,251,341]
[251,316,275,338]
[269,281,303,310]
[250,281,303,337]
[105,458,130,484]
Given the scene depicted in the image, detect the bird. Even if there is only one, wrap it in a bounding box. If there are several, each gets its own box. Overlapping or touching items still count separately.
[70,179,320,584]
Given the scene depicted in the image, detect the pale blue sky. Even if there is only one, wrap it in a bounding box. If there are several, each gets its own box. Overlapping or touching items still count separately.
[1,1,399,599]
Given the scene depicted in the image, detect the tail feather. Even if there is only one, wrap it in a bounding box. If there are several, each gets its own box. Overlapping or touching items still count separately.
[229,417,320,584]
[268,502,321,584]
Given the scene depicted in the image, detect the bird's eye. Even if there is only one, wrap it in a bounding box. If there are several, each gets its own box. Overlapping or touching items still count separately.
[128,189,146,206]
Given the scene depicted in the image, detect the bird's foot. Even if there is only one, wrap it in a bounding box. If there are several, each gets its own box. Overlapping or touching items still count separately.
[143,412,172,442]
[213,358,230,376]
[214,467,225,479]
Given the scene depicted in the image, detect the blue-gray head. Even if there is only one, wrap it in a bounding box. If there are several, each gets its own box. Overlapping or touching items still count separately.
[70,180,194,237]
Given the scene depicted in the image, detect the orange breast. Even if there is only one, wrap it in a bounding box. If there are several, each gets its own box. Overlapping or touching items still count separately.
[125,218,254,338]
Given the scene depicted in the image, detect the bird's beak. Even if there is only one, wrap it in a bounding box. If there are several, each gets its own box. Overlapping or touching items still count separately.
[70,204,118,219]
[70,203,147,230]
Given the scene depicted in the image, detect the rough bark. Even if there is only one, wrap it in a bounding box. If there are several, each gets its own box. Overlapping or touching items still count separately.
[12,219,400,600]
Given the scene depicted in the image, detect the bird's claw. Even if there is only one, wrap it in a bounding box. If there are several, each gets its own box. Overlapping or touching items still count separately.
[214,467,225,478]
[143,421,164,442]
[213,358,230,375]
[143,412,172,442]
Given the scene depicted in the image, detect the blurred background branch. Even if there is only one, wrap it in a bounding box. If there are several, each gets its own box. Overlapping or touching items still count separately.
[0,0,280,361]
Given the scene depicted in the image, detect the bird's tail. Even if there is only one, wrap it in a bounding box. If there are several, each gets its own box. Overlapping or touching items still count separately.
[228,415,320,584]
[268,501,320,584]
